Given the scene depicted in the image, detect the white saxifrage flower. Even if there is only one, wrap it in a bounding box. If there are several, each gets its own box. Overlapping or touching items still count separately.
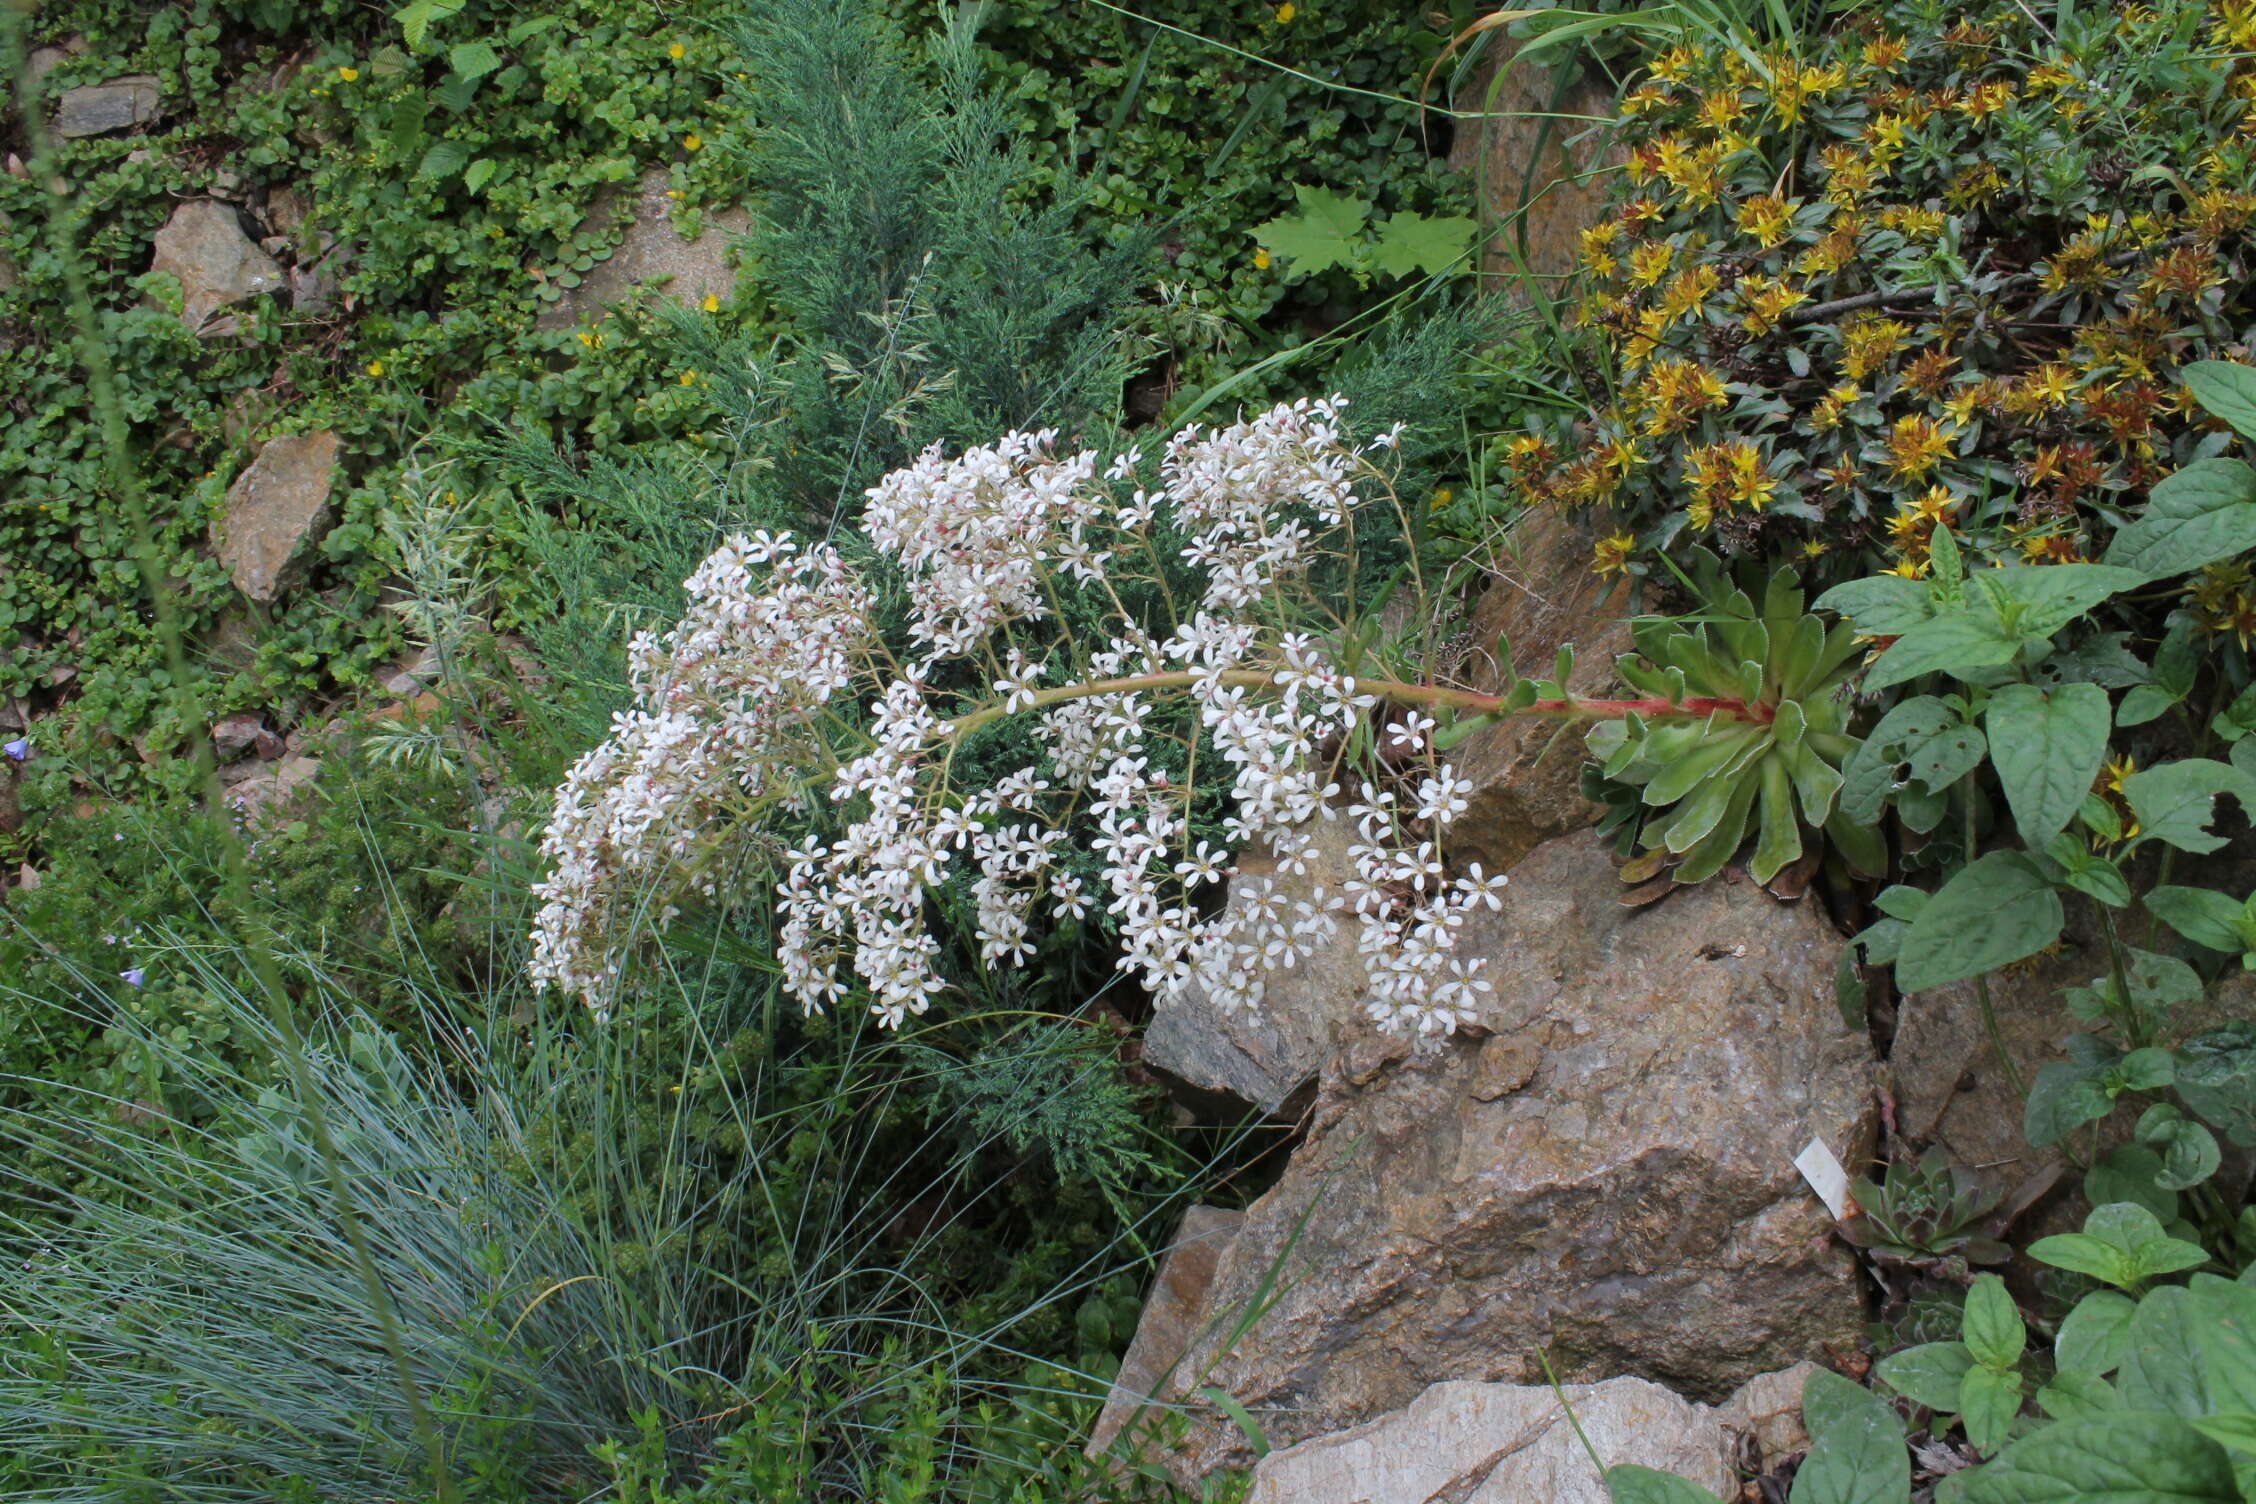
[530,398,1505,1038]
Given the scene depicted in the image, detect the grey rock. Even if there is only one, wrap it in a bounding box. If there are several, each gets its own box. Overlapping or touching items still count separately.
[151,201,284,332]
[1152,831,1875,1477]
[1244,1375,1733,1504]
[1087,1206,1244,1458]
[211,432,341,602]
[535,168,747,330]
[382,644,443,698]
[55,76,161,138]
[265,187,310,238]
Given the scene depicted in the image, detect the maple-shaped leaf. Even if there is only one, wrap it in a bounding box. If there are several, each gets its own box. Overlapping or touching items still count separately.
[1253,187,1371,276]
[1368,212,1479,279]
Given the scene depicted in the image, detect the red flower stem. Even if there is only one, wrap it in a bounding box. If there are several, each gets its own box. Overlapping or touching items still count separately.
[946,671,1773,738]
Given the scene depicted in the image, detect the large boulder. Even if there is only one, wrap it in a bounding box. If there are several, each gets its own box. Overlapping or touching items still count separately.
[1149,830,1875,1476]
[1141,508,1636,1114]
[151,201,285,333]
[1446,43,1618,287]
[211,432,341,602]
[535,169,747,330]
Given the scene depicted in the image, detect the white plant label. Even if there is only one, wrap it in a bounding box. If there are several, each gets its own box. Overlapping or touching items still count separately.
[1794,1137,1852,1220]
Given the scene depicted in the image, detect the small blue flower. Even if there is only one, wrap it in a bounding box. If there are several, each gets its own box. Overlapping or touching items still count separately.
[2,739,26,762]
[120,968,145,988]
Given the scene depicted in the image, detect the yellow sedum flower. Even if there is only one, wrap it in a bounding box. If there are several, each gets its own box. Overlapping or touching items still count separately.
[366,359,384,376]
[702,293,722,313]
[683,133,703,152]
[1274,1,1296,20]
[1593,531,1637,575]
[669,42,687,59]
[338,66,359,82]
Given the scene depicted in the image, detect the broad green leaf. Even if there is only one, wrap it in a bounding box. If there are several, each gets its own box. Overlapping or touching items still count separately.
[1253,187,1370,277]
[2192,1278,2256,1416]
[418,140,470,181]
[2118,683,2181,728]
[1790,1367,1910,1504]
[1367,211,1478,279]
[448,39,501,78]
[1877,1341,1975,1410]
[1987,683,2111,849]
[2146,887,2248,954]
[2191,1413,2256,1453]
[2119,1286,2207,1416]
[1897,852,2066,993]
[1608,1465,1726,1504]
[1866,609,2020,690]
[2034,1369,2116,1420]
[2086,1145,2179,1225]
[2184,360,2256,439]
[1965,1274,2027,1370]
[2178,1022,2256,1147]
[1983,564,2147,638]
[2029,1234,2138,1290]
[1960,1363,2023,1454]
[2026,1062,2113,1148]
[2124,760,2256,854]
[2057,1291,2137,1376]
[2138,1105,2222,1192]
[2212,683,2256,744]
[1840,697,1982,824]
[464,157,497,194]
[1960,1411,2237,1503]
[2105,457,2256,578]
[1818,574,1937,634]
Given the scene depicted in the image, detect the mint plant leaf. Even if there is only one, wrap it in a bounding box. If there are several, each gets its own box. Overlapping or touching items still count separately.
[1987,682,2111,849]
[1790,1367,1910,1504]
[2105,457,2256,578]
[2184,360,2256,440]
[1897,852,2066,992]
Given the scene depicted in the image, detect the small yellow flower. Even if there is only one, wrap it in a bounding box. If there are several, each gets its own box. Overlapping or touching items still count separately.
[1274,1,1296,20]
[337,66,359,82]
[1430,487,1454,509]
[365,359,384,377]
[702,293,721,313]
[667,189,683,200]
[1802,538,1828,558]
[669,42,686,59]
[2101,754,2138,797]
[679,370,698,386]
[577,330,605,350]
[1254,247,1272,271]
[683,132,703,152]
[1593,531,1637,575]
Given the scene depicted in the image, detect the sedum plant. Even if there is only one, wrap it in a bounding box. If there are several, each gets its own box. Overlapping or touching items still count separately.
[528,399,1812,1037]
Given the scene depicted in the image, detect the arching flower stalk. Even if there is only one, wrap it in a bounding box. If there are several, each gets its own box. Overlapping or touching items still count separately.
[528,399,1787,1037]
